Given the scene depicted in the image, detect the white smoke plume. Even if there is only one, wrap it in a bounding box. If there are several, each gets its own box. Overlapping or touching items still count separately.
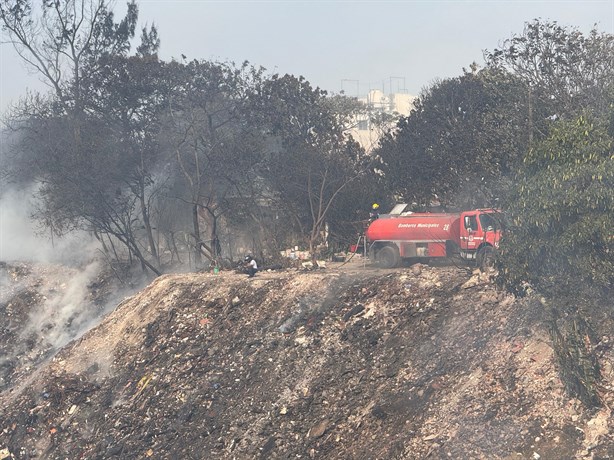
[21,260,104,349]
[0,186,133,386]
[0,185,100,264]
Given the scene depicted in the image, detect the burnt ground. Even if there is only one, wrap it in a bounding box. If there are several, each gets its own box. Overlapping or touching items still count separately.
[1,260,614,459]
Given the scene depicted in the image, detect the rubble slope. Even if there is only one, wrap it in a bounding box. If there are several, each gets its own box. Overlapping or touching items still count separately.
[1,264,613,459]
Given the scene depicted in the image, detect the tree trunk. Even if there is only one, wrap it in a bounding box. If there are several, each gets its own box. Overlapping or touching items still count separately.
[207,207,222,259]
[124,232,161,276]
[139,182,159,264]
[192,203,202,266]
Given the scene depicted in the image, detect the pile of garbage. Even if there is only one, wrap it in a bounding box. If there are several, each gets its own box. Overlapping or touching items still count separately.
[1,262,613,459]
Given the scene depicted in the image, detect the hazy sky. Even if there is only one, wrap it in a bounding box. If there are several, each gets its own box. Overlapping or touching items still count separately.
[1,0,613,114]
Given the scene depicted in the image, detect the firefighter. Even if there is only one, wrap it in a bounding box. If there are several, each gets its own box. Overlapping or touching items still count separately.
[243,255,258,278]
[369,203,380,220]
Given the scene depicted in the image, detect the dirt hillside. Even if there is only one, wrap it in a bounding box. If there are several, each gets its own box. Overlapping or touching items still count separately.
[1,261,613,459]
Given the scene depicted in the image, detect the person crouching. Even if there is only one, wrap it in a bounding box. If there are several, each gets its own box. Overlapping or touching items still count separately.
[244,255,258,278]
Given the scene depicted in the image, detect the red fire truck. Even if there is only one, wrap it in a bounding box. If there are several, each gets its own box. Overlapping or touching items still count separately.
[366,204,503,269]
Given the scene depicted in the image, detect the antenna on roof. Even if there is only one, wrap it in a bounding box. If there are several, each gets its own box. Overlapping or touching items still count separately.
[389,76,406,94]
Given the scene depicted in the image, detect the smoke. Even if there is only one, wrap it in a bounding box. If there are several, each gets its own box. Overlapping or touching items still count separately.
[0,185,101,264]
[22,260,102,349]
[0,185,135,388]
[0,184,106,352]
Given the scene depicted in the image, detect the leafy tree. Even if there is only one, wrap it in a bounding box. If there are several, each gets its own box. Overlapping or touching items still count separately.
[1,0,164,275]
[162,60,266,266]
[499,114,613,297]
[81,53,167,265]
[486,19,614,119]
[483,20,614,408]
[251,74,369,257]
[498,113,613,407]
[376,67,529,209]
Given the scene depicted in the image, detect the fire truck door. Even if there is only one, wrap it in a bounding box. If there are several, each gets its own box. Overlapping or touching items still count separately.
[461,214,478,252]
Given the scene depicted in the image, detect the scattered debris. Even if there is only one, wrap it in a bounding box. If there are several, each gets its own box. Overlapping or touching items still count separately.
[1,260,613,459]
[308,420,329,439]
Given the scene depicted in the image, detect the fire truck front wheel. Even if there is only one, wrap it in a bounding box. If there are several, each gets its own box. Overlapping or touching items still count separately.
[376,246,400,268]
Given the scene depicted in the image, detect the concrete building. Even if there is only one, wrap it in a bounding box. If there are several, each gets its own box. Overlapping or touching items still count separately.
[348,89,416,152]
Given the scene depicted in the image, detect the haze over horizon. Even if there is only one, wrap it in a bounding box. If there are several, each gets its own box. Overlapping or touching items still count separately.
[1,0,613,114]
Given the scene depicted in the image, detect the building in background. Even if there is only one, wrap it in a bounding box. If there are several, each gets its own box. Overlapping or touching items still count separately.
[347,88,416,152]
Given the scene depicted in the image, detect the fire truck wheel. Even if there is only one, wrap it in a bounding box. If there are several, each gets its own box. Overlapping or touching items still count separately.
[376,246,400,268]
[477,246,494,271]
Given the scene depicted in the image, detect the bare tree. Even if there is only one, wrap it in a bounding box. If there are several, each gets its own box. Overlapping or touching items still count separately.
[1,0,138,114]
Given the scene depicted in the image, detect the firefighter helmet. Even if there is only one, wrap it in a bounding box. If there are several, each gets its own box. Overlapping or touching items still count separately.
[372,203,380,210]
